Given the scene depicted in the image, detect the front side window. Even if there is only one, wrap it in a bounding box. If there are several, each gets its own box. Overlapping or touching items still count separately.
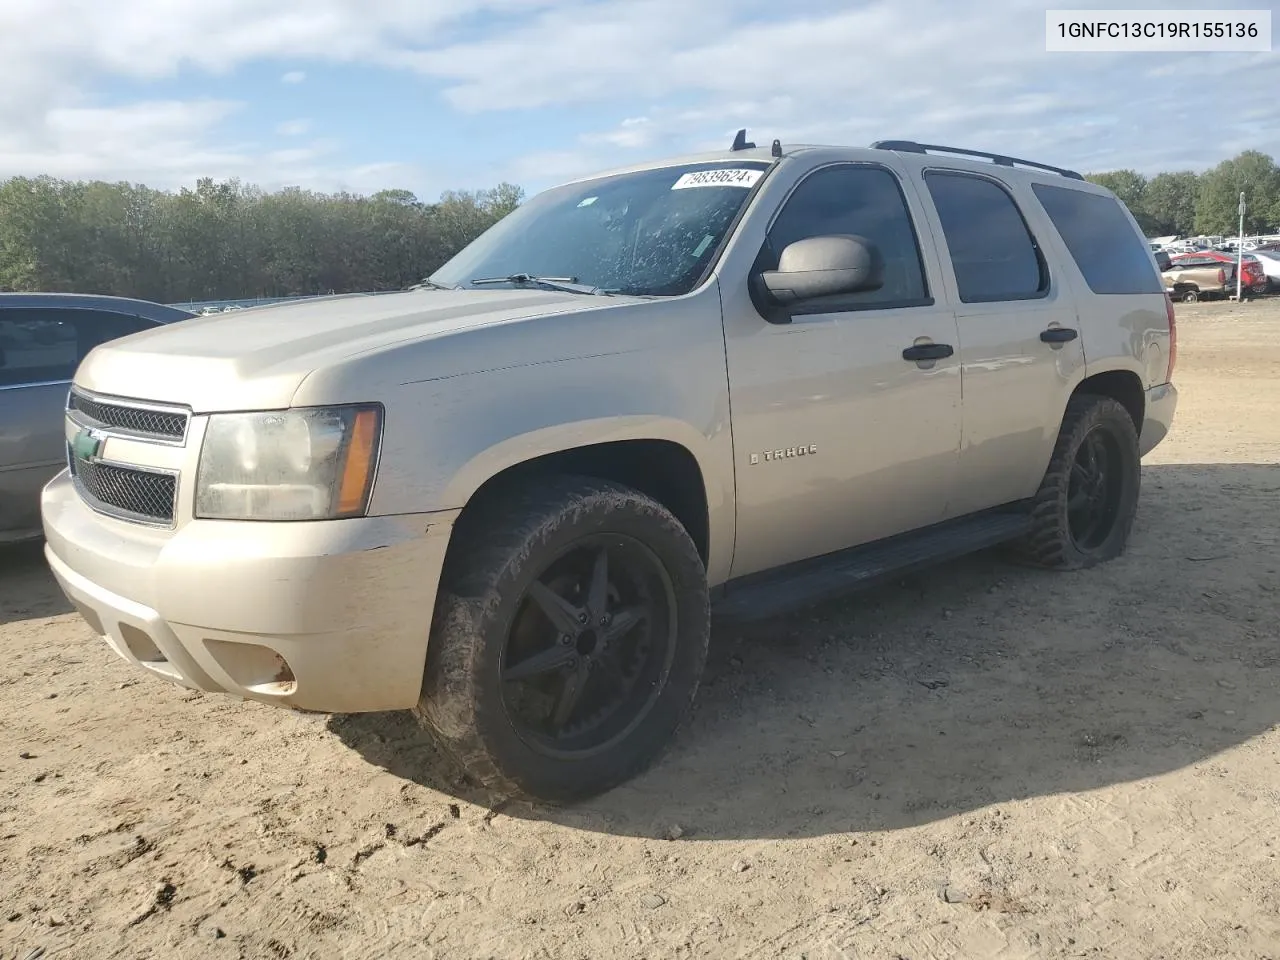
[925,172,1048,303]
[429,162,771,297]
[761,164,930,311]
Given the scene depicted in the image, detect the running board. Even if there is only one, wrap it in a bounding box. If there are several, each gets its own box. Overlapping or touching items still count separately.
[712,509,1033,622]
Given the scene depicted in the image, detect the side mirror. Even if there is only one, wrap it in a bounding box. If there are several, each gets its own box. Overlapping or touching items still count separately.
[760,234,884,304]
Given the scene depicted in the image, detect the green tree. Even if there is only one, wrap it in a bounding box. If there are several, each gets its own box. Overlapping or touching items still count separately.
[480,182,525,219]
[1194,150,1280,235]
[1140,171,1199,236]
[371,188,421,207]
[0,177,54,290]
[10,148,1278,304]
[0,174,525,301]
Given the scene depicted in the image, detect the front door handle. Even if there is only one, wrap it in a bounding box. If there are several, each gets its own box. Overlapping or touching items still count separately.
[902,343,954,362]
[1040,327,1079,343]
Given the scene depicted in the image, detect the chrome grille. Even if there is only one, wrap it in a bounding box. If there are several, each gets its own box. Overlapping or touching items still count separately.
[68,390,188,441]
[70,452,177,524]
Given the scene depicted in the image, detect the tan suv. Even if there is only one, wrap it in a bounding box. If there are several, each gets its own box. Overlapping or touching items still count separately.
[41,136,1177,802]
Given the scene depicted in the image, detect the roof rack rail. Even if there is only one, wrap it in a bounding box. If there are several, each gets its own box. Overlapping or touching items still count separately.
[870,140,1084,180]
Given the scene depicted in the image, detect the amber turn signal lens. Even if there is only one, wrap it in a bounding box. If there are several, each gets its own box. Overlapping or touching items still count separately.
[336,407,381,516]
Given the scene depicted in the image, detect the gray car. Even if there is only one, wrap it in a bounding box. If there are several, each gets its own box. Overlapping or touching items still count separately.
[0,293,194,543]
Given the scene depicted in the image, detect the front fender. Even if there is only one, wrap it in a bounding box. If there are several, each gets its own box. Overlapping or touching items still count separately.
[436,413,720,510]
[366,316,737,585]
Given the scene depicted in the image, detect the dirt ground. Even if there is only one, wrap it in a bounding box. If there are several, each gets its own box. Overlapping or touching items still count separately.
[3,299,1279,960]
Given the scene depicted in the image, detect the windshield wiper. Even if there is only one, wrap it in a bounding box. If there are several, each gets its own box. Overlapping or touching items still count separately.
[468,274,608,296]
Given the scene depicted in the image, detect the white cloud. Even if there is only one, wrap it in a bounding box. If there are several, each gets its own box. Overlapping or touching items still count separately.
[0,0,1276,195]
[0,97,430,195]
[276,118,312,136]
[582,116,653,150]
[0,100,245,181]
[500,149,604,185]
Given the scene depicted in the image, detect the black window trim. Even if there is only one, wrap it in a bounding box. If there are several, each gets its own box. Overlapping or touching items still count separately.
[757,160,936,319]
[922,167,1052,305]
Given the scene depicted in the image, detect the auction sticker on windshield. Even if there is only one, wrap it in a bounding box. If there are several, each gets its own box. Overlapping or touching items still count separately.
[671,168,763,190]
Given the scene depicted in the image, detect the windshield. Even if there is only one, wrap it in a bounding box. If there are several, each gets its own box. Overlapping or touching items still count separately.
[428,161,772,297]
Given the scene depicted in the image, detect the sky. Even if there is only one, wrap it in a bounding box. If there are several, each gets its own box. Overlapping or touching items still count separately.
[0,0,1277,202]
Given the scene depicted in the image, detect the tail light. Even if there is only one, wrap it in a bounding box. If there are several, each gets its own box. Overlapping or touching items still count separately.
[1217,268,1226,284]
[1164,292,1177,382]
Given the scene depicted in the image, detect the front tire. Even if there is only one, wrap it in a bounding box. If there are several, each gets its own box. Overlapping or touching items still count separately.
[414,476,710,803]
[1015,395,1141,570]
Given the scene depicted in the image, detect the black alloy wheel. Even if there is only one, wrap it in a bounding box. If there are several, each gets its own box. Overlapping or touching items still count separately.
[1016,394,1141,570]
[499,535,677,759]
[413,476,710,803]
[1065,426,1126,552]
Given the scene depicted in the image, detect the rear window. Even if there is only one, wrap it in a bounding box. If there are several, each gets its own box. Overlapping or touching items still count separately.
[1032,184,1163,295]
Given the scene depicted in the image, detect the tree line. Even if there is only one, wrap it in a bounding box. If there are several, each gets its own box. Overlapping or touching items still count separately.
[2,146,1278,303]
[1086,150,1280,238]
[0,176,524,303]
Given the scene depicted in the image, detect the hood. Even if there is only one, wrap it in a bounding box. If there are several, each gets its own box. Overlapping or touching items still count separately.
[75,288,620,411]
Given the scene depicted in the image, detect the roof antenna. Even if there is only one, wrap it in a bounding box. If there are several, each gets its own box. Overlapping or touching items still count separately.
[771,138,782,158]
[731,128,755,151]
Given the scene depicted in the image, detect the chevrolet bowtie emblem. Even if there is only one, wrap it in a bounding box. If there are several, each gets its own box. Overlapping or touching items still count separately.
[72,426,105,462]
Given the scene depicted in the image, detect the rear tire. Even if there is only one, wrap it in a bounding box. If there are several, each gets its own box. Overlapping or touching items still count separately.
[1014,395,1141,570]
[1181,289,1199,303]
[414,476,710,803]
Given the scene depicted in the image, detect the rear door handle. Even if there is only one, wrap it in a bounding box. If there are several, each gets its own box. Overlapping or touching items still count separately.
[1040,327,1078,343]
[902,343,954,362]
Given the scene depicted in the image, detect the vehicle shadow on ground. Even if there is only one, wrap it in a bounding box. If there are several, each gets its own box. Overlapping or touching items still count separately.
[332,462,1280,839]
[0,539,73,626]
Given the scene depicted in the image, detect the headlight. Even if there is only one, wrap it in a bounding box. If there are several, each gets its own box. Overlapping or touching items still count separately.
[195,405,382,521]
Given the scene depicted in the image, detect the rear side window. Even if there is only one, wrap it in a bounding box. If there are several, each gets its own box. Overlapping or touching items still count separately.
[924,172,1048,303]
[1032,184,1164,295]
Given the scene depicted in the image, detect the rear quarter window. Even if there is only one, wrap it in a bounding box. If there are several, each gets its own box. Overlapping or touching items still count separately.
[1031,184,1164,295]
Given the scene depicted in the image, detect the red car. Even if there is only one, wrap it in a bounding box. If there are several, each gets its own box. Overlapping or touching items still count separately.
[1172,251,1268,294]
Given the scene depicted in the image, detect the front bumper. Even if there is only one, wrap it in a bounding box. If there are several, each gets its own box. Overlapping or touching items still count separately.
[1139,382,1177,457]
[41,469,453,713]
